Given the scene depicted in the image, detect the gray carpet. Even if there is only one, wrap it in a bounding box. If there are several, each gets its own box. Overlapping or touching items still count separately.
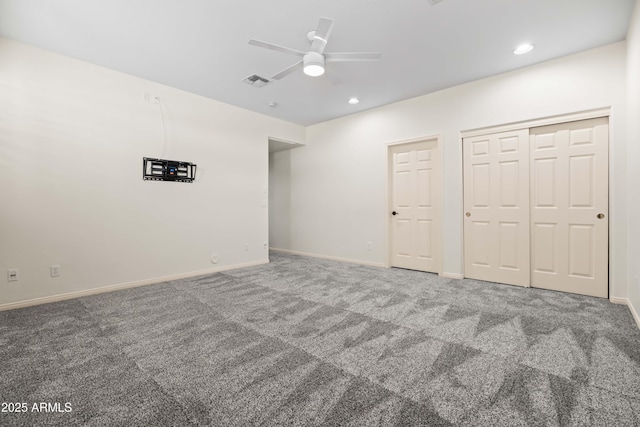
[1,251,640,426]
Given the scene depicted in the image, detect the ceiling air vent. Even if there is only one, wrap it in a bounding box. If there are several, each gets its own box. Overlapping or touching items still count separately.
[428,0,445,5]
[243,74,270,88]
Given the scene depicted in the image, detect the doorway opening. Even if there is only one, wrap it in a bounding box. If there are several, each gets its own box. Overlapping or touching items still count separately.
[268,137,304,258]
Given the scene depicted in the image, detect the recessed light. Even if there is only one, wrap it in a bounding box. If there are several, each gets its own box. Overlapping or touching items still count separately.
[514,43,534,55]
[348,97,360,105]
[267,101,277,107]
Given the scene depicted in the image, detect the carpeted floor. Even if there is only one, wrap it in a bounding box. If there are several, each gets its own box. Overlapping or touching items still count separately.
[1,251,640,426]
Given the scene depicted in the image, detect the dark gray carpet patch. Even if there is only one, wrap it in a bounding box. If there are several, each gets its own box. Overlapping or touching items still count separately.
[343,320,399,349]
[428,342,482,382]
[441,304,478,323]
[320,376,396,426]
[474,312,514,336]
[550,373,580,426]
[570,327,598,365]
[490,364,536,421]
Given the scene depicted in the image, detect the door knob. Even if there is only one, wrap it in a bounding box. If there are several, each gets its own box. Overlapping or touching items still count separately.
[392,211,398,216]
[597,213,605,219]
[465,212,471,217]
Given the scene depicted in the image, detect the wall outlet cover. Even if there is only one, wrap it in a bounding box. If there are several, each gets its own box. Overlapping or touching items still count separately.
[50,265,61,277]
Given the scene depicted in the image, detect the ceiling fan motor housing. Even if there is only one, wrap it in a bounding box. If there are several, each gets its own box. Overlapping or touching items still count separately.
[303,51,325,76]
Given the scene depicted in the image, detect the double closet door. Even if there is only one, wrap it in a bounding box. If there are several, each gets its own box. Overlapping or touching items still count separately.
[463,117,609,298]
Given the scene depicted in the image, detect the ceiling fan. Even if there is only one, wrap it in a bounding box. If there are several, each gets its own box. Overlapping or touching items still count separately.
[248,17,381,80]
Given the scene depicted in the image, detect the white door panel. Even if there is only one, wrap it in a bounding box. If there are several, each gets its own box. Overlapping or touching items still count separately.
[463,129,530,286]
[530,117,608,298]
[390,139,441,272]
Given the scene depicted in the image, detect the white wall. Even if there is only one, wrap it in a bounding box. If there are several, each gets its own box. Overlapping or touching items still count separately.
[269,150,292,249]
[287,42,628,298]
[0,38,304,307]
[627,1,640,323]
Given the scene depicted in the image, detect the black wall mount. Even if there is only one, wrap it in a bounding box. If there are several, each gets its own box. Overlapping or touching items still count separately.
[143,157,197,183]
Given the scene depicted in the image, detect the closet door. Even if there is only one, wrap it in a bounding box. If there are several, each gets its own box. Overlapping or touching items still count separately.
[530,117,609,298]
[463,129,530,286]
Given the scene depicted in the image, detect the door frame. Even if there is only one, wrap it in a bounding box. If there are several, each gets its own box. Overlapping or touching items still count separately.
[385,134,443,273]
[460,107,611,289]
[460,108,610,139]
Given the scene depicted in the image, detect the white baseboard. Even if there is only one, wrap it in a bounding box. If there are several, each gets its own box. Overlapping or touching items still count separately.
[609,296,628,305]
[632,301,640,331]
[0,259,268,312]
[440,272,464,280]
[270,248,386,268]
[610,296,640,331]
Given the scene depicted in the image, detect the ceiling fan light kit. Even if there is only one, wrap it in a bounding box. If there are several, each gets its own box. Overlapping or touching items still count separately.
[303,52,325,76]
[248,17,381,81]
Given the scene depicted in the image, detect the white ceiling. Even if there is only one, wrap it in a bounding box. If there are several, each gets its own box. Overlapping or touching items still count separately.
[0,0,635,126]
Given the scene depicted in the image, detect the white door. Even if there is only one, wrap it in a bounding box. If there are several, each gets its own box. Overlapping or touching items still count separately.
[390,139,441,272]
[463,129,530,287]
[530,117,609,298]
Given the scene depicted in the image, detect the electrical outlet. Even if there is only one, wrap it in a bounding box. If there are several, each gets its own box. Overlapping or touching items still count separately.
[367,242,372,251]
[7,268,18,282]
[244,244,249,252]
[263,242,267,250]
[50,265,61,277]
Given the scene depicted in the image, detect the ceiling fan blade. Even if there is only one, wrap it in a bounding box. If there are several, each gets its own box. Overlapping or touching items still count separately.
[270,61,303,80]
[310,17,334,53]
[325,52,382,62]
[248,39,305,57]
